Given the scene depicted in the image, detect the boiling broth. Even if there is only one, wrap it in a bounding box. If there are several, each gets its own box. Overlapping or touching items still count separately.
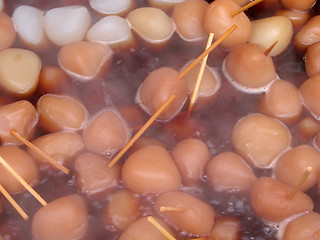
[0,0,319,239]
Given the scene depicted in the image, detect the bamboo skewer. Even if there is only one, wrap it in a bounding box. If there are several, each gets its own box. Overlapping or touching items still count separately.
[315,229,320,238]
[108,94,176,167]
[187,32,214,116]
[160,206,185,213]
[109,26,237,167]
[0,156,47,206]
[289,166,312,199]
[264,41,278,56]
[10,129,69,174]
[147,216,176,240]
[179,24,237,79]
[0,184,28,220]
[231,0,264,17]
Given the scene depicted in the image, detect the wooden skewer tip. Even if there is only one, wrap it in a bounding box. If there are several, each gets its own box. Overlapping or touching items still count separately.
[0,156,47,207]
[264,41,278,56]
[0,184,28,220]
[289,166,313,199]
[231,0,264,17]
[160,206,184,213]
[10,129,69,174]
[188,32,214,116]
[314,228,320,238]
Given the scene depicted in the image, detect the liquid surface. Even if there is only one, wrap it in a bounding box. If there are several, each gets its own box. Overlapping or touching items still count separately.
[0,0,319,240]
